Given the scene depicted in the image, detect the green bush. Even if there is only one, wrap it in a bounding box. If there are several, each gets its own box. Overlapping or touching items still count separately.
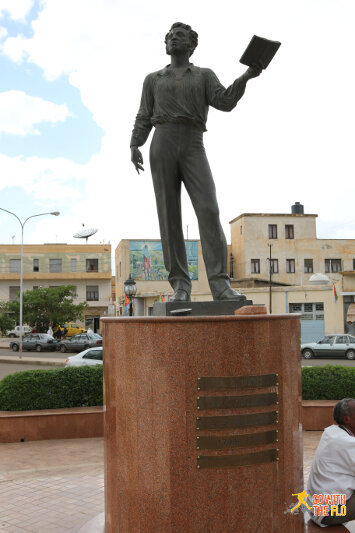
[0,366,103,411]
[302,365,355,400]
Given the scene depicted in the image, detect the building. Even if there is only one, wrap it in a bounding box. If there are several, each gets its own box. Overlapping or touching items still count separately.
[0,243,113,333]
[115,239,210,315]
[229,203,355,341]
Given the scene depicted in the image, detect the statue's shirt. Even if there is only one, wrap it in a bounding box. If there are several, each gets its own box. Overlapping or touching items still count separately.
[130,64,247,147]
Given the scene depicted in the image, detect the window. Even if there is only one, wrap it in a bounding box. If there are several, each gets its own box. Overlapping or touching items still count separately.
[86,259,98,272]
[268,224,277,239]
[83,349,102,360]
[353,259,355,270]
[49,259,62,273]
[10,259,21,273]
[251,259,260,274]
[285,225,294,239]
[9,286,20,301]
[304,259,313,273]
[325,259,342,273]
[286,259,295,273]
[335,336,348,344]
[71,258,77,272]
[270,259,278,273]
[86,285,99,301]
[33,258,39,272]
[33,286,39,290]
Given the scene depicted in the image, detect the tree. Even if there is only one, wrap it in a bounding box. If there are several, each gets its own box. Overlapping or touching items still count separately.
[0,312,15,335]
[7,286,88,333]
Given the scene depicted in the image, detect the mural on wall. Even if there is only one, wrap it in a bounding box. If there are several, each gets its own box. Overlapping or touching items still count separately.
[129,240,198,281]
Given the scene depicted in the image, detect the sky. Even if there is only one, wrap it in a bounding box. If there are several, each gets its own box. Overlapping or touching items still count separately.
[0,0,354,252]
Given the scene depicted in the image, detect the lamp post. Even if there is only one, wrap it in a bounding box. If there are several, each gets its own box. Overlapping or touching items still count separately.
[0,208,60,357]
[124,274,137,316]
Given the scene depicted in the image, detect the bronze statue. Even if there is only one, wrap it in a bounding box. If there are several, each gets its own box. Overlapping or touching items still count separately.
[131,22,261,302]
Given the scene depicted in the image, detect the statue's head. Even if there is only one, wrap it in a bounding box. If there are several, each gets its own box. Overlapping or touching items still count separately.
[165,22,198,58]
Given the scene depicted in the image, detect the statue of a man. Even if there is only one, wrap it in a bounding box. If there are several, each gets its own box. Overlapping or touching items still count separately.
[131,22,261,302]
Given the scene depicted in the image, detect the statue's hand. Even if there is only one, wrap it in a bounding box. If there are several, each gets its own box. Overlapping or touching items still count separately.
[131,146,144,174]
[244,64,262,80]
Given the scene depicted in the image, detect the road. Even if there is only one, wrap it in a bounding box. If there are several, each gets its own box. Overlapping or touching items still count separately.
[1,348,69,359]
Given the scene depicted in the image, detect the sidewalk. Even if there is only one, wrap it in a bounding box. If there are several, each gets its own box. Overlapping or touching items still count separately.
[0,432,345,533]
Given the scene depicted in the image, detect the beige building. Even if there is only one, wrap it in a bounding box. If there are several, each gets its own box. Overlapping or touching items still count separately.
[229,203,355,341]
[0,243,113,332]
[230,205,355,286]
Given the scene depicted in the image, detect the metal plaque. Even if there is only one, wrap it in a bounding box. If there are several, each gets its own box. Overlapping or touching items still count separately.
[196,410,277,430]
[197,449,278,469]
[197,374,277,391]
[197,430,277,450]
[197,392,277,410]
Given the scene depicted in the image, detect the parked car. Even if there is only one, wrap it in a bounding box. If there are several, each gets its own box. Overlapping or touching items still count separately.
[10,333,57,352]
[57,333,102,353]
[65,347,103,367]
[301,334,355,360]
[6,325,32,338]
[53,322,86,337]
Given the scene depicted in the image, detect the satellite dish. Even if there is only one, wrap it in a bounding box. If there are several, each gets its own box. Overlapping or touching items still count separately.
[73,227,98,243]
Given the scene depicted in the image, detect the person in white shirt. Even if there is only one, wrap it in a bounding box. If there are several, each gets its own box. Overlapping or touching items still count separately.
[308,398,355,527]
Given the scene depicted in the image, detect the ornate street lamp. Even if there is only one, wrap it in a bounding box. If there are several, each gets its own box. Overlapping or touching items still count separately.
[124,274,137,316]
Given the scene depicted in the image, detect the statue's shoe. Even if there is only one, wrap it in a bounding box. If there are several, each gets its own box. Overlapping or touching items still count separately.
[215,287,246,301]
[170,289,191,302]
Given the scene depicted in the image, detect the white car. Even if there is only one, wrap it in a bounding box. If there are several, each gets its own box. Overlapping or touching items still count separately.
[65,347,103,367]
[301,334,355,360]
[7,325,32,338]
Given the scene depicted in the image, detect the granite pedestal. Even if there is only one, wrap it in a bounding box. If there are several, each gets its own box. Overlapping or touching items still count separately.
[102,310,304,532]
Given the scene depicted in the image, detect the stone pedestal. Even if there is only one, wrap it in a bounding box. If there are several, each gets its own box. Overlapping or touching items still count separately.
[102,312,304,533]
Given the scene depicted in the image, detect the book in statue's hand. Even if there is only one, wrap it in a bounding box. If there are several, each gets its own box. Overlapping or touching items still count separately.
[240,35,281,70]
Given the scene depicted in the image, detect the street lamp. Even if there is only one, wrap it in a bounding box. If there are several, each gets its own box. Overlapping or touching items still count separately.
[124,274,137,316]
[0,208,60,357]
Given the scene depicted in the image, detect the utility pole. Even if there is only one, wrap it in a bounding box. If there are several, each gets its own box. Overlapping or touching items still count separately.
[268,243,273,314]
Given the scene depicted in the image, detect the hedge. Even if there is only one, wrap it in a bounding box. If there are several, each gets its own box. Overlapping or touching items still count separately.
[302,365,355,400]
[0,366,103,411]
[0,364,354,411]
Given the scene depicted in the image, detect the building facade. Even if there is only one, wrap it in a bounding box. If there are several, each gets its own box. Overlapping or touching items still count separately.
[229,205,355,341]
[115,239,210,315]
[0,243,113,333]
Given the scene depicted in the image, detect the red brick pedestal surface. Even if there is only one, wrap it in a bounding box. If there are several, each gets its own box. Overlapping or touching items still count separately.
[102,313,304,533]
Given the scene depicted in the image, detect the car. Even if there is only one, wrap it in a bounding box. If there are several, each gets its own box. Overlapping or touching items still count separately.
[65,347,103,367]
[301,334,355,360]
[53,322,86,337]
[57,333,102,353]
[10,333,57,352]
[6,325,32,338]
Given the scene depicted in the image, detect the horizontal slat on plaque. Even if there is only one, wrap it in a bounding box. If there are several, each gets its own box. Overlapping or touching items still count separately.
[197,448,278,469]
[197,392,277,410]
[197,430,277,450]
[196,410,277,430]
[197,374,277,391]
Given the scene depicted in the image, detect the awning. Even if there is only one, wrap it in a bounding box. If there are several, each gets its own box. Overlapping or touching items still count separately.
[346,303,355,324]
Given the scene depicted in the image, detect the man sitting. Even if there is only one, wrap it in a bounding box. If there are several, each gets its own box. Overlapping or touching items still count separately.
[308,398,355,527]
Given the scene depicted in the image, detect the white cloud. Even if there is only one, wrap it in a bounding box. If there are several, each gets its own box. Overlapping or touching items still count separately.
[0,25,7,39]
[0,0,33,21]
[0,90,70,135]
